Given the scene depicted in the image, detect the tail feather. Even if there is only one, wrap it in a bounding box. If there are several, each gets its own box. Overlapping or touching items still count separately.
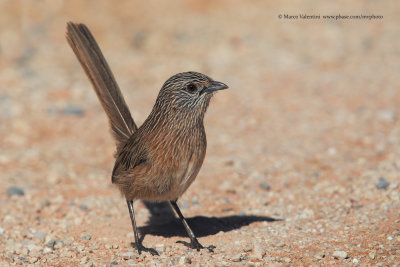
[66,22,137,148]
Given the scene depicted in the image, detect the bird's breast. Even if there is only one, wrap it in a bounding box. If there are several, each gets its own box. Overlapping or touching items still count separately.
[145,125,206,199]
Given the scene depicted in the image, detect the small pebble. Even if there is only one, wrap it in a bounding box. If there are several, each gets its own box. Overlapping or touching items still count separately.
[34,231,46,240]
[178,256,192,265]
[90,244,100,250]
[62,237,74,246]
[259,182,271,191]
[122,251,133,260]
[43,247,53,254]
[376,177,390,190]
[369,251,376,259]
[21,239,30,247]
[314,252,325,260]
[377,109,396,122]
[155,243,165,253]
[26,243,40,253]
[7,186,25,196]
[80,256,89,264]
[80,204,89,211]
[60,106,85,116]
[54,241,63,249]
[243,245,252,252]
[46,239,56,249]
[82,234,91,241]
[328,147,337,155]
[250,242,264,260]
[333,250,348,259]
[180,200,190,209]
[231,254,242,262]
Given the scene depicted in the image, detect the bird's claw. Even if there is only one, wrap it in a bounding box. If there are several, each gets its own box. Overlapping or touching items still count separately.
[176,240,215,252]
[206,245,216,252]
[130,242,159,256]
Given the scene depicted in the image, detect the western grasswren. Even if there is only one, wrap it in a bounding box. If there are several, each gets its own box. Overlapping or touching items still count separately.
[66,22,228,255]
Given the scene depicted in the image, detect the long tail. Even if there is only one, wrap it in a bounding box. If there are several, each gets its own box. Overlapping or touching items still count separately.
[66,22,137,149]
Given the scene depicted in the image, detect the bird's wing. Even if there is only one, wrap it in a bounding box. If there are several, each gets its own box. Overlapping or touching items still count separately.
[111,135,148,183]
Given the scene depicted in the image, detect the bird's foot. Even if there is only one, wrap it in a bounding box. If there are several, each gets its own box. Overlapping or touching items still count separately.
[130,242,159,256]
[177,240,216,252]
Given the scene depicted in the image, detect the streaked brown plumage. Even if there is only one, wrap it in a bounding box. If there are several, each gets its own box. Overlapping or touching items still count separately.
[66,22,228,255]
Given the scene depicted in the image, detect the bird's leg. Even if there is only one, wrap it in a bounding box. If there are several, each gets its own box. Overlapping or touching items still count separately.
[126,200,158,256]
[169,200,215,252]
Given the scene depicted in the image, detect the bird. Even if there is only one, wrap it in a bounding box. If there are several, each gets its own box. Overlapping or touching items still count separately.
[66,22,228,255]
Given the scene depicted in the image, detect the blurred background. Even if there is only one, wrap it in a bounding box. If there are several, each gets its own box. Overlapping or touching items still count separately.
[1,0,399,265]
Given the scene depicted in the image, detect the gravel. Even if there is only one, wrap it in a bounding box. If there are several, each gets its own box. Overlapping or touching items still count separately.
[231,254,242,262]
[243,245,252,252]
[332,251,349,259]
[155,243,165,254]
[250,242,264,260]
[80,256,90,264]
[376,109,396,122]
[82,234,91,241]
[80,204,89,211]
[314,252,325,260]
[122,251,134,260]
[61,106,85,116]
[46,240,56,249]
[33,231,46,240]
[376,177,390,189]
[259,182,271,191]
[43,247,53,254]
[179,256,192,265]
[7,186,25,196]
[369,251,376,259]
[283,257,291,263]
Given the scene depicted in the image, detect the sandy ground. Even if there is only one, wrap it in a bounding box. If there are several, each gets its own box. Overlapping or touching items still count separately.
[1,0,399,266]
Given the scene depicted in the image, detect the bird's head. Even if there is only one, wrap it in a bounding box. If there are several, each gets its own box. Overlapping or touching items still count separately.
[155,72,228,117]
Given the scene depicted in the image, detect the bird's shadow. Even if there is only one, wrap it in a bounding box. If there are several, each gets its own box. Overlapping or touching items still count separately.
[138,201,281,238]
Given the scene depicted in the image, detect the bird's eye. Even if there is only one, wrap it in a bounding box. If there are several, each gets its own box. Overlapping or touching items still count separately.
[186,83,197,93]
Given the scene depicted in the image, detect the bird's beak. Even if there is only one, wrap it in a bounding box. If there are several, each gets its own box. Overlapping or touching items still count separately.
[207,81,228,92]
